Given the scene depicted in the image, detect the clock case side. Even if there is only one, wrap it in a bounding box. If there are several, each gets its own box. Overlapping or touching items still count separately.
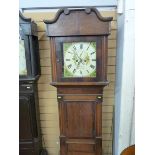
[19,12,41,82]
[43,8,113,155]
[44,8,112,86]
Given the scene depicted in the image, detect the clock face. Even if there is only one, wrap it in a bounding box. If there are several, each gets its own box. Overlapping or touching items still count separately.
[19,38,27,75]
[63,42,96,78]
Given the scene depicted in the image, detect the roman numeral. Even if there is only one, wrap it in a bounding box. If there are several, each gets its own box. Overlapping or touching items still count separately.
[67,64,72,69]
[80,44,83,49]
[68,51,73,54]
[73,46,76,50]
[73,69,76,73]
[86,42,91,50]
[91,52,95,55]
[90,64,95,69]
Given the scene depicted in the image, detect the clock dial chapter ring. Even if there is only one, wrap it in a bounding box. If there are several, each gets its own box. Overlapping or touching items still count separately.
[63,42,96,77]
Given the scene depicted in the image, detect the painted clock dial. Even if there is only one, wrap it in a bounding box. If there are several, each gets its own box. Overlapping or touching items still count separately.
[19,38,27,75]
[63,42,96,77]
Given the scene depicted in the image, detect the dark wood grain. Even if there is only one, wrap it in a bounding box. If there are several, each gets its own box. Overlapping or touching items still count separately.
[44,8,112,155]
[44,8,113,36]
[19,11,40,80]
[19,12,45,155]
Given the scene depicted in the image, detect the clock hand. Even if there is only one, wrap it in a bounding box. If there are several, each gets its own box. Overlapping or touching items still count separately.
[86,42,91,51]
[72,51,80,60]
[75,51,85,64]
[73,52,82,64]
[79,50,84,58]
[74,52,81,59]
[76,58,84,67]
[72,51,79,65]
[73,51,85,66]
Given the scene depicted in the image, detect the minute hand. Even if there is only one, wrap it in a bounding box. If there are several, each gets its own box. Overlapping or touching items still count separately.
[79,50,84,58]
[74,51,83,59]
[79,51,85,65]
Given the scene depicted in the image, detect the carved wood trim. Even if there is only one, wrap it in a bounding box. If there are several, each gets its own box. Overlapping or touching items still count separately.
[44,8,113,36]
[44,8,113,24]
[19,11,31,23]
[51,81,109,86]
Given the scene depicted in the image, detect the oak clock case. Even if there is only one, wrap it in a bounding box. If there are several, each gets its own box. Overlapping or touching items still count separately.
[19,12,47,155]
[19,12,40,81]
[44,8,112,155]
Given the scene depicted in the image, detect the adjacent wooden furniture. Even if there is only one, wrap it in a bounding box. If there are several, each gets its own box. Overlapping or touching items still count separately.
[121,145,135,155]
[44,8,112,155]
[19,12,47,155]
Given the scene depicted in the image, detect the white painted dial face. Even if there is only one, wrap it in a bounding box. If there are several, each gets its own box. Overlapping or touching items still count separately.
[19,39,27,75]
[63,42,96,77]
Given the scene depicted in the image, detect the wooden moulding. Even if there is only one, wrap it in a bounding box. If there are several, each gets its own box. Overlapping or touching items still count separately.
[19,11,38,36]
[44,8,113,36]
[51,81,109,86]
[19,11,31,23]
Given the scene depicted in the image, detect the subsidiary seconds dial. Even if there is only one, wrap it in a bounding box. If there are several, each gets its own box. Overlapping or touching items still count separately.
[63,42,96,77]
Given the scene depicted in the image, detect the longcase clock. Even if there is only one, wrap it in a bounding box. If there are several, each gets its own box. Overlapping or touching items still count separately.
[44,8,112,155]
[19,12,47,155]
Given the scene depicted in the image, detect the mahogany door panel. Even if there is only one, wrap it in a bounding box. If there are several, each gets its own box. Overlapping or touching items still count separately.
[19,94,38,140]
[66,139,96,155]
[67,144,95,152]
[19,96,33,140]
[65,102,95,138]
[19,149,35,155]
[19,12,44,155]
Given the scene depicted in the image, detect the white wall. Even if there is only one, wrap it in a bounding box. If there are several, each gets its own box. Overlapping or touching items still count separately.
[19,0,117,9]
[114,0,135,154]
